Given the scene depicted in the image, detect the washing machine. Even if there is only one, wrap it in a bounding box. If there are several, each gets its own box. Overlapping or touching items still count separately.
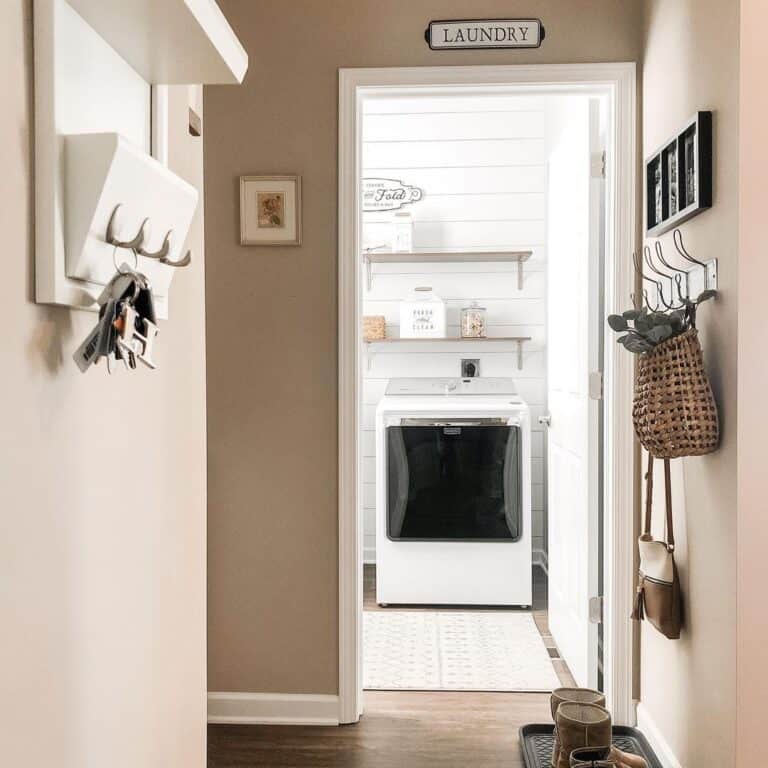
[375,377,532,607]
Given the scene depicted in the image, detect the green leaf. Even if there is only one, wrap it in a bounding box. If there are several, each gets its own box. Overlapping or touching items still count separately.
[648,312,671,326]
[669,310,686,331]
[624,337,653,354]
[622,309,641,321]
[647,324,673,342]
[635,313,652,333]
[696,289,717,303]
[607,314,628,332]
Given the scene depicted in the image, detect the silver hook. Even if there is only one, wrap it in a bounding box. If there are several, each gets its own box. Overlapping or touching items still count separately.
[641,247,671,310]
[653,242,686,309]
[159,249,192,268]
[106,204,147,250]
[137,230,172,261]
[673,229,707,268]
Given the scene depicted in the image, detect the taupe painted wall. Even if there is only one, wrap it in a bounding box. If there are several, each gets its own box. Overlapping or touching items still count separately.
[640,2,738,765]
[737,1,768,764]
[1,4,208,766]
[205,0,642,694]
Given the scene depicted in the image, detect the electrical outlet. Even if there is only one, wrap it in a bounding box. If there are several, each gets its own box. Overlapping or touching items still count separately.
[461,359,480,378]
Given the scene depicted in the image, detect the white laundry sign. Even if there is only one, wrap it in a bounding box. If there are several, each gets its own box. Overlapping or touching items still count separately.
[426,19,544,50]
[362,178,424,212]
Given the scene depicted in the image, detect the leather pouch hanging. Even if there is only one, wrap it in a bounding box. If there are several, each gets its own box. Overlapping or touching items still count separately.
[631,453,682,639]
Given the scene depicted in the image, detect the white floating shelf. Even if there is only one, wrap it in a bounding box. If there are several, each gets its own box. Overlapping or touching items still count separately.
[66,0,248,84]
[363,336,533,371]
[363,251,533,290]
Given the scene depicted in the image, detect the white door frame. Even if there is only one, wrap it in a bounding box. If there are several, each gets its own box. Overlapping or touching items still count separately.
[338,63,637,726]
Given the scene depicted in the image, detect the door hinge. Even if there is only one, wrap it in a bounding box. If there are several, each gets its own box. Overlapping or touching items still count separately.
[589,371,603,401]
[591,150,606,179]
[589,595,604,624]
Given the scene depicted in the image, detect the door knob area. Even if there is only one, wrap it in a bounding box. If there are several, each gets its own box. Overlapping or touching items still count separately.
[538,414,552,427]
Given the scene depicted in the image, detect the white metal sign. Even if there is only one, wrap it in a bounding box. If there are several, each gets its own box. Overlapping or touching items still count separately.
[362,178,424,212]
[426,19,544,50]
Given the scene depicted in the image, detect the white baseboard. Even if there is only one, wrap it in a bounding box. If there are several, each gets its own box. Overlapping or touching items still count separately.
[363,546,376,565]
[208,692,339,726]
[636,702,682,768]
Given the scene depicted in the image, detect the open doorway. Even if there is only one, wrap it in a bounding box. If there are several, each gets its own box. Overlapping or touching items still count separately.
[338,64,636,726]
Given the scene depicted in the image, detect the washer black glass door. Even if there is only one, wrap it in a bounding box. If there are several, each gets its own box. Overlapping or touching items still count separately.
[386,423,521,541]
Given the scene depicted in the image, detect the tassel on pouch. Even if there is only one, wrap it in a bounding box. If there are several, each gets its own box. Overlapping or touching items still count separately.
[631,578,645,621]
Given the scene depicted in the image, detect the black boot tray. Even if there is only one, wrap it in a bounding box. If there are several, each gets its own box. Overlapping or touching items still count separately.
[519,724,663,768]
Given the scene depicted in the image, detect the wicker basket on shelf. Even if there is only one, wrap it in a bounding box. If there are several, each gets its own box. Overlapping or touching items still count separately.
[632,328,719,459]
[363,315,386,342]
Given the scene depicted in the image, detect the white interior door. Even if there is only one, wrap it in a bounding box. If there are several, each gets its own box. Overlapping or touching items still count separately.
[545,97,603,689]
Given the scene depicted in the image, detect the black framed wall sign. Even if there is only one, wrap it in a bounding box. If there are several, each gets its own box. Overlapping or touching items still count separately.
[425,19,544,50]
[646,111,712,237]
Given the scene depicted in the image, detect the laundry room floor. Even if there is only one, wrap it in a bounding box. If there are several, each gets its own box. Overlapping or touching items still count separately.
[364,564,575,689]
[208,566,575,768]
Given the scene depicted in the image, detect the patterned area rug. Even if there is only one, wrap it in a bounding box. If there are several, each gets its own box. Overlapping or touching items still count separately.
[364,611,561,692]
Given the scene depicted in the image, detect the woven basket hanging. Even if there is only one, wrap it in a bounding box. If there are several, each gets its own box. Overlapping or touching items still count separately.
[632,328,719,459]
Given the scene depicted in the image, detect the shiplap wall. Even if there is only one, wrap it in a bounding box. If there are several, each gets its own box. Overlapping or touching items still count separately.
[361,94,549,563]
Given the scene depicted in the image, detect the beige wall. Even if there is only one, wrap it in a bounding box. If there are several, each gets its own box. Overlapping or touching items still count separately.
[205,0,642,694]
[737,1,768,764]
[640,2,738,765]
[0,3,208,767]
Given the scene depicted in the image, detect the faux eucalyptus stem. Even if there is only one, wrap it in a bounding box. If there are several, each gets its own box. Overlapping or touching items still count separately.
[607,290,716,354]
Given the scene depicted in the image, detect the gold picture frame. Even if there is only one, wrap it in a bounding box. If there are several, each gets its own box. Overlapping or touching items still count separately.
[240,175,302,246]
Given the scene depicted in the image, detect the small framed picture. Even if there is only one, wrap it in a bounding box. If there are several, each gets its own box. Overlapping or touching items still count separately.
[240,175,302,245]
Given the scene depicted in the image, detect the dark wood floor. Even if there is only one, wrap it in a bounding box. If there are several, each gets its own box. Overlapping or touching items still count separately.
[208,566,571,767]
[209,691,551,767]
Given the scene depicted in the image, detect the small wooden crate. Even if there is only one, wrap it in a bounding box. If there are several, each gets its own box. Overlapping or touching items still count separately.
[363,315,386,342]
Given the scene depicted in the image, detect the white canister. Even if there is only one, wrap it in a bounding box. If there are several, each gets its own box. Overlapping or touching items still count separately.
[391,212,413,253]
[399,287,447,338]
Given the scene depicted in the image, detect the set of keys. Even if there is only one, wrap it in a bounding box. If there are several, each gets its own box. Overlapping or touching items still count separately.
[74,262,159,374]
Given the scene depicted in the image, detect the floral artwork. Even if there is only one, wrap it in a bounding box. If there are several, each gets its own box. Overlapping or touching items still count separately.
[240,175,301,246]
[257,192,285,228]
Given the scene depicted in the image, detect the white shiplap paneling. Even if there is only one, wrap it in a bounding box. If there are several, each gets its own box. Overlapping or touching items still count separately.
[362,93,548,562]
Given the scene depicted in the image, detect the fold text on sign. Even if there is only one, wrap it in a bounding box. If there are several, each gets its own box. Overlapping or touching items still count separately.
[426,19,544,50]
[362,178,424,213]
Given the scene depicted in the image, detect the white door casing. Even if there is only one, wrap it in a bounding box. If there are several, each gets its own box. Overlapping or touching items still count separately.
[338,64,637,726]
[545,97,603,688]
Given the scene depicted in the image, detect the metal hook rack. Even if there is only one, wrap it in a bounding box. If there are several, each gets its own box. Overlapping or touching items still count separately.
[632,228,717,309]
[106,204,192,268]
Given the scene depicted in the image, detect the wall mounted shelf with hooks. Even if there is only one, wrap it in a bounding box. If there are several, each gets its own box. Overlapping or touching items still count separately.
[363,251,533,291]
[34,0,247,319]
[363,336,532,372]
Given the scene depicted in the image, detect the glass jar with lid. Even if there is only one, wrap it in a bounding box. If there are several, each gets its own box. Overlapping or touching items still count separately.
[460,301,487,338]
[391,212,413,253]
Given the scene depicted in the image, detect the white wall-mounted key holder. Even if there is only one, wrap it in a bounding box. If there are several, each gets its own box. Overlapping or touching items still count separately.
[34,0,248,319]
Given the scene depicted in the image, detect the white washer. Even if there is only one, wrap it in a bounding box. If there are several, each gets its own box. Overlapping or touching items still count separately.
[375,378,532,607]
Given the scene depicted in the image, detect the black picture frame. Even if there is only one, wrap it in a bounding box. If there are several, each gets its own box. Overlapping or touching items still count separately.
[645,111,712,237]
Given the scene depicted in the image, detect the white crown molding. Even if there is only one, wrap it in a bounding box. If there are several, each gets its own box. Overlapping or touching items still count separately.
[208,692,339,726]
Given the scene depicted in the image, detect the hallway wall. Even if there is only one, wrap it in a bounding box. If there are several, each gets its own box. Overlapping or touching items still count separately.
[204,0,642,697]
[737,0,768,764]
[0,4,208,766]
[639,1,739,765]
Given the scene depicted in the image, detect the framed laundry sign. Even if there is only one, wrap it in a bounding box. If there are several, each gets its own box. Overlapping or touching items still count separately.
[362,178,424,212]
[425,19,545,50]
